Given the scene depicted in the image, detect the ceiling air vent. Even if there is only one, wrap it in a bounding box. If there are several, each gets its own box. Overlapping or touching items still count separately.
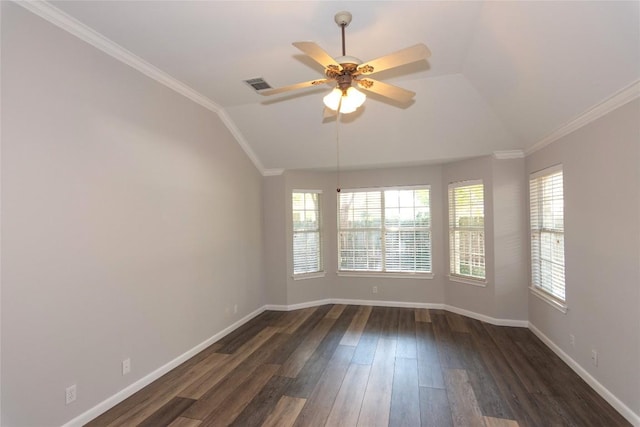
[244,77,272,91]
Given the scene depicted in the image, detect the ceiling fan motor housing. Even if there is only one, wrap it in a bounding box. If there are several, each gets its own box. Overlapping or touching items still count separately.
[336,74,353,92]
[335,56,362,67]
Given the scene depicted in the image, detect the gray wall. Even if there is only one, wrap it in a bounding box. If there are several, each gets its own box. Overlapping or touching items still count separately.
[265,160,530,321]
[265,166,447,307]
[263,175,288,306]
[440,156,529,322]
[526,99,640,416]
[442,156,497,316]
[284,171,332,305]
[492,157,529,321]
[333,166,446,304]
[1,4,264,425]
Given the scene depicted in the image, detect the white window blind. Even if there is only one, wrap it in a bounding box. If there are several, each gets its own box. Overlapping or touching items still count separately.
[530,166,565,301]
[338,187,431,273]
[292,191,322,275]
[448,181,485,280]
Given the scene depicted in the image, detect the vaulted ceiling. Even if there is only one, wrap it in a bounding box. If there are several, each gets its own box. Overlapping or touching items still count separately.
[49,1,639,173]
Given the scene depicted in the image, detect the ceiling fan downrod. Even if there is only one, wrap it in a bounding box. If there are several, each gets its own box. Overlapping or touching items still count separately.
[334,11,354,95]
[334,11,352,57]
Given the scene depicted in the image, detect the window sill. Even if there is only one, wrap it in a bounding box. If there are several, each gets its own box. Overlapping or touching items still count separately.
[529,286,568,314]
[448,275,487,287]
[337,271,434,280]
[293,271,326,281]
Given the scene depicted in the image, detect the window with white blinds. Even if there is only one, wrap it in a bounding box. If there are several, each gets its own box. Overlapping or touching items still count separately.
[338,187,431,274]
[448,181,485,280]
[292,191,322,275]
[530,166,565,302]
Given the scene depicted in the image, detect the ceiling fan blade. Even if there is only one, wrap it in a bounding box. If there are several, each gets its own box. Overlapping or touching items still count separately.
[356,44,431,76]
[259,79,329,96]
[293,41,342,70]
[356,79,416,103]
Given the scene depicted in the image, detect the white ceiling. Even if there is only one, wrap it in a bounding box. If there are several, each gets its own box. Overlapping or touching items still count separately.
[50,1,640,172]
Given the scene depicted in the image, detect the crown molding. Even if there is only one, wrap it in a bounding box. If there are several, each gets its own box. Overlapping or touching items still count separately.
[215,109,266,172]
[263,169,285,176]
[527,79,640,155]
[493,150,525,160]
[15,0,269,175]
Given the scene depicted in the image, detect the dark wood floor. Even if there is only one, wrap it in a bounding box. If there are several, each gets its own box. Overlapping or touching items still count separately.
[86,305,630,427]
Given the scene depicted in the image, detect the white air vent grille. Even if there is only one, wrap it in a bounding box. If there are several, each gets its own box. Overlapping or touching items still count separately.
[244,77,272,91]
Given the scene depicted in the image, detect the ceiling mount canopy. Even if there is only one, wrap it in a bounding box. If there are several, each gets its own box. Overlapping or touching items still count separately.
[259,11,431,114]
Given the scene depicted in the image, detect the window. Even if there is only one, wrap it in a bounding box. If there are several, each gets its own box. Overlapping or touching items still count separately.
[530,165,565,304]
[448,181,485,281]
[338,187,431,274]
[292,191,322,275]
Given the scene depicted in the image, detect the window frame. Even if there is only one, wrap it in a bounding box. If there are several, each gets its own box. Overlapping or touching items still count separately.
[337,185,433,278]
[529,165,567,313]
[292,190,324,279]
[448,180,486,285]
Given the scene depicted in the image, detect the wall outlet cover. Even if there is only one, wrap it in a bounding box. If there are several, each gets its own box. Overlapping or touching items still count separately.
[122,358,131,375]
[65,384,77,405]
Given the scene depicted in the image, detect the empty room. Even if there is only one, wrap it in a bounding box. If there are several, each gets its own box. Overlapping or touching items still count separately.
[1,1,639,426]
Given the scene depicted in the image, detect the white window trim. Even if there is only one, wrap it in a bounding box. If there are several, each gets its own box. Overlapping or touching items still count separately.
[529,286,568,314]
[530,164,563,180]
[292,190,324,277]
[529,165,566,303]
[448,179,483,190]
[293,188,324,194]
[339,184,430,193]
[338,271,434,280]
[448,274,487,287]
[448,180,486,284]
[292,271,326,281]
[337,185,432,275]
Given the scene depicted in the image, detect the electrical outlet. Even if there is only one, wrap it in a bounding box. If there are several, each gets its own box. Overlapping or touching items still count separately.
[570,334,575,347]
[122,358,131,376]
[591,349,598,366]
[233,304,238,314]
[372,286,378,294]
[65,384,77,405]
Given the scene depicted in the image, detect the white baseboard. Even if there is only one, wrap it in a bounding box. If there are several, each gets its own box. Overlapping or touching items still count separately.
[266,299,436,311]
[332,298,443,310]
[529,323,640,427]
[265,298,332,311]
[64,299,635,427]
[443,305,528,328]
[61,306,266,427]
[265,298,527,327]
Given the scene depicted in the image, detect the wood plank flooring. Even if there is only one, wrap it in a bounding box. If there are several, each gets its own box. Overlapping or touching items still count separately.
[86,305,631,427]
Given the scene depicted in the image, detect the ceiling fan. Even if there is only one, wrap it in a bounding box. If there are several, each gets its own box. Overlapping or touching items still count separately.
[260,11,431,114]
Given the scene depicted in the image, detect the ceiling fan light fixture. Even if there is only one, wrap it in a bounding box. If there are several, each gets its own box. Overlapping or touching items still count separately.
[323,88,342,111]
[323,87,366,114]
